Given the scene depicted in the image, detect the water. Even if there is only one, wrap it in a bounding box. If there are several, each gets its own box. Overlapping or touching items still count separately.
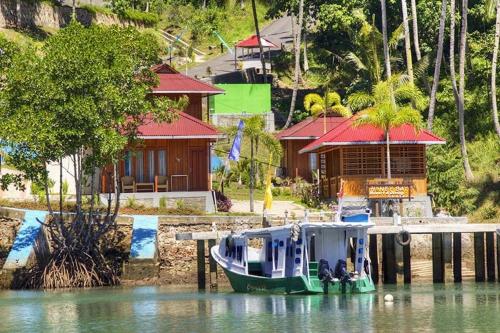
[0,283,499,332]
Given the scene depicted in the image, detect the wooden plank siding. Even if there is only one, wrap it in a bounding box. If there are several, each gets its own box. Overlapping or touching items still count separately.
[153,93,204,120]
[281,140,316,182]
[102,138,211,193]
[321,144,428,198]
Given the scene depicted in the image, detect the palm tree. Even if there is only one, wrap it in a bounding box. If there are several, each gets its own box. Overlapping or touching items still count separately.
[380,0,392,79]
[487,0,500,138]
[427,0,447,130]
[227,116,282,212]
[304,92,352,118]
[401,0,414,83]
[284,0,304,129]
[457,0,474,181]
[410,0,422,61]
[348,76,426,178]
[250,0,267,83]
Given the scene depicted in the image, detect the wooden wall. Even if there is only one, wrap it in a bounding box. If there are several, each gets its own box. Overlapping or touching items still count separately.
[154,93,204,120]
[115,138,211,192]
[281,139,315,182]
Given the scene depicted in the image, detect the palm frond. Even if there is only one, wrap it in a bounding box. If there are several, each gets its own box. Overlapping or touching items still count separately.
[345,52,368,72]
[348,91,375,111]
[394,106,423,131]
[304,93,323,113]
[388,23,404,50]
[329,105,353,117]
[413,54,430,82]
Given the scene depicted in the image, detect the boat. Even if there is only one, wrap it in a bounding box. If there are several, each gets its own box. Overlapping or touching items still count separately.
[211,206,376,294]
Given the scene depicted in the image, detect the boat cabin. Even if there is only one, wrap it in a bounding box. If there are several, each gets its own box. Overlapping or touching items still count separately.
[212,218,374,294]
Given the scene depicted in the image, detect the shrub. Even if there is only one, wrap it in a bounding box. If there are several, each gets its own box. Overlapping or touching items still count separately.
[299,183,321,208]
[121,9,159,26]
[81,4,113,15]
[126,196,144,210]
[271,187,281,197]
[159,196,167,209]
[215,191,232,212]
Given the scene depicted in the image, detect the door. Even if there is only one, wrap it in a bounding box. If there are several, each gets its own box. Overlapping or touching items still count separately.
[189,148,208,191]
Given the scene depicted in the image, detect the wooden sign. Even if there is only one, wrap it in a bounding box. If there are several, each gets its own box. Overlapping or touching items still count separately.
[367,184,411,199]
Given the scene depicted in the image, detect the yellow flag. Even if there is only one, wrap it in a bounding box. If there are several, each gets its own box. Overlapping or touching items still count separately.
[263,153,273,211]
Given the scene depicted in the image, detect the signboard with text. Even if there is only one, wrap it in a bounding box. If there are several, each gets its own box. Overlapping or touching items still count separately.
[367,184,411,199]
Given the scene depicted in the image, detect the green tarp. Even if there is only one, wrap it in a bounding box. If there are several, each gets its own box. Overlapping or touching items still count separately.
[209,84,271,114]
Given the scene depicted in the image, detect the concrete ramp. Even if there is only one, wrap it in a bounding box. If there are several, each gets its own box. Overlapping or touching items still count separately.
[123,215,160,280]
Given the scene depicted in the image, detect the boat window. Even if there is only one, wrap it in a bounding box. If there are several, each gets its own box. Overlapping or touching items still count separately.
[273,239,279,270]
[236,246,243,262]
[267,241,272,262]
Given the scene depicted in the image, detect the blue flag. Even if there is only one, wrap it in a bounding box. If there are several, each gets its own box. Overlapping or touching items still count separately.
[228,120,244,162]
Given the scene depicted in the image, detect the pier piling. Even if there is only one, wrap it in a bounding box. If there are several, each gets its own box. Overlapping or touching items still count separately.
[382,234,397,284]
[197,240,206,289]
[369,234,379,284]
[453,233,462,282]
[474,233,485,282]
[432,233,445,283]
[208,239,218,289]
[486,232,495,282]
[402,233,411,284]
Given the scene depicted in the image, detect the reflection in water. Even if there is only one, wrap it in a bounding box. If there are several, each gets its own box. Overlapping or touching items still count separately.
[0,283,499,332]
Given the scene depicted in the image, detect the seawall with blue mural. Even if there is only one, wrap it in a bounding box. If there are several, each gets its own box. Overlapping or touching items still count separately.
[123,215,160,280]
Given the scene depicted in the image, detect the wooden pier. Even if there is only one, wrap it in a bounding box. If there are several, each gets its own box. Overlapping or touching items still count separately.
[176,223,500,289]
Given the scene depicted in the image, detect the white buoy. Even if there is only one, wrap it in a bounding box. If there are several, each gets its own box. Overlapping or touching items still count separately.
[384,294,394,302]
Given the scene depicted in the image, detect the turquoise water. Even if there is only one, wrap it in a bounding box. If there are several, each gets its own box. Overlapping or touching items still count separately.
[0,283,499,332]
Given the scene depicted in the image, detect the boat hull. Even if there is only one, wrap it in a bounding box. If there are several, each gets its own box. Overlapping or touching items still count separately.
[222,267,376,295]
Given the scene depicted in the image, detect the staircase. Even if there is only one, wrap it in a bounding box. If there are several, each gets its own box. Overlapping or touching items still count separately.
[308,261,322,289]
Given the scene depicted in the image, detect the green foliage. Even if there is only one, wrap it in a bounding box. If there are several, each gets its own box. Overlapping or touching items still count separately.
[126,196,144,209]
[0,22,183,201]
[159,196,167,209]
[121,9,160,25]
[30,178,55,203]
[303,91,351,117]
[80,4,113,15]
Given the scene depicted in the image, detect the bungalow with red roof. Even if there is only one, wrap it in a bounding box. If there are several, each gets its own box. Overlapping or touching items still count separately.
[99,64,224,212]
[276,116,347,182]
[298,116,445,216]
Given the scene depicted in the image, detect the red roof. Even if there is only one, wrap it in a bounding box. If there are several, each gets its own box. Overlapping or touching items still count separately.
[300,116,445,153]
[151,64,224,95]
[236,35,278,48]
[137,111,222,139]
[277,116,348,140]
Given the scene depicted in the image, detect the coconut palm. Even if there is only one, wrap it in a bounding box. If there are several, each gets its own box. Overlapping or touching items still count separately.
[303,91,352,118]
[380,0,392,79]
[427,0,447,130]
[410,0,422,61]
[349,76,426,179]
[251,0,266,83]
[486,0,500,138]
[401,0,414,83]
[284,0,304,129]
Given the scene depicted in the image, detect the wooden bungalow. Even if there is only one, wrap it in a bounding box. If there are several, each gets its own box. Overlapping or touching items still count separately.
[276,116,347,182]
[299,116,445,216]
[99,64,225,212]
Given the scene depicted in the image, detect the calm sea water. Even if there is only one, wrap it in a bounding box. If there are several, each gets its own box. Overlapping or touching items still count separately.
[0,283,499,332]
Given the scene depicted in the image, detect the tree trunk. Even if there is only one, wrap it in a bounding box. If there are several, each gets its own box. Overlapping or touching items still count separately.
[410,0,422,61]
[249,139,255,213]
[450,0,460,105]
[381,0,392,79]
[59,157,63,222]
[16,0,21,28]
[240,0,245,9]
[303,26,309,73]
[284,0,304,129]
[72,0,76,20]
[427,0,447,129]
[458,0,474,181]
[251,0,267,83]
[401,0,414,83]
[386,131,392,179]
[491,0,500,138]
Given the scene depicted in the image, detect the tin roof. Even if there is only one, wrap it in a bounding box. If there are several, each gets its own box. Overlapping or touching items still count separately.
[276,116,348,140]
[151,64,224,95]
[137,111,222,139]
[236,35,279,48]
[299,116,446,153]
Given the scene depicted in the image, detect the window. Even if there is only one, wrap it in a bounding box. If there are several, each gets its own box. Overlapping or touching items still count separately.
[135,151,144,182]
[148,151,155,182]
[390,146,425,176]
[158,150,167,176]
[309,153,318,172]
[124,151,132,176]
[342,147,382,176]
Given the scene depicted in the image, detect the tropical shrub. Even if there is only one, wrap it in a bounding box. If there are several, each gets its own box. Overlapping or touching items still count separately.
[215,190,232,212]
